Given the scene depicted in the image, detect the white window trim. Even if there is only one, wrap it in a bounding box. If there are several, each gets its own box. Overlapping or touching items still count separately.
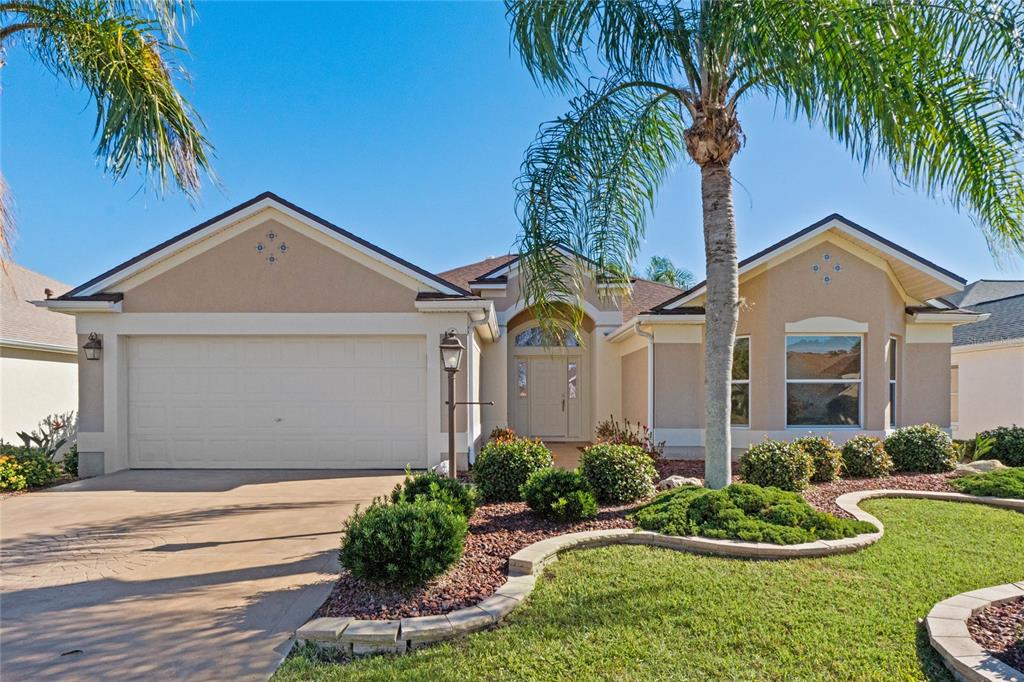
[732,335,751,428]
[888,337,898,429]
[784,333,864,429]
[950,364,960,429]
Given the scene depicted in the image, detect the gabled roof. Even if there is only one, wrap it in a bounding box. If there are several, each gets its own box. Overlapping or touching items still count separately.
[952,292,1024,346]
[945,280,1024,308]
[656,213,966,310]
[1,263,76,351]
[438,255,517,291]
[61,192,471,299]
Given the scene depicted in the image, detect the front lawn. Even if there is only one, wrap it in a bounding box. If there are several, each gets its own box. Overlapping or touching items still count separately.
[275,499,1024,681]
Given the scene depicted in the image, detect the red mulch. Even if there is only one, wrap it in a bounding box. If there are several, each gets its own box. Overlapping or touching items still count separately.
[968,597,1024,672]
[802,472,958,518]
[315,501,636,620]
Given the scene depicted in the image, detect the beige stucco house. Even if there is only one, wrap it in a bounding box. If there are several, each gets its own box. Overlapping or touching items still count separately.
[948,281,1024,439]
[38,193,985,476]
[1,263,78,441]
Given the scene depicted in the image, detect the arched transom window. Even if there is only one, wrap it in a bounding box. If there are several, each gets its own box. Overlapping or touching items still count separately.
[514,326,580,347]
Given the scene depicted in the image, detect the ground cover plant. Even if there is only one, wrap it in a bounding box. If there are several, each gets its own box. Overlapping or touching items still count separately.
[630,482,874,544]
[277,499,1024,681]
[950,467,1024,499]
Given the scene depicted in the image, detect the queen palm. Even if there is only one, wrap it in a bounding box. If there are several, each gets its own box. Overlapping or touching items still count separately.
[508,0,1024,488]
[0,0,211,259]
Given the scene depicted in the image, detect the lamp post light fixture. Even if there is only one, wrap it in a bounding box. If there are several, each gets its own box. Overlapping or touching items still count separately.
[83,332,103,361]
[440,329,465,479]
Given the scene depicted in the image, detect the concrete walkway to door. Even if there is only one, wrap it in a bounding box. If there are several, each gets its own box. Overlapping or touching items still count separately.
[0,469,404,681]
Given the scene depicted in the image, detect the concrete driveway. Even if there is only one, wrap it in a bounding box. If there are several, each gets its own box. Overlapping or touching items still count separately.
[0,469,404,681]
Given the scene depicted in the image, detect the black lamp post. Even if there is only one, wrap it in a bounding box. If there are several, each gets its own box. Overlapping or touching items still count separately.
[439,329,465,479]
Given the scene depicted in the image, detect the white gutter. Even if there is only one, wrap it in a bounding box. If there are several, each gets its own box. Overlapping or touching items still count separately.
[606,312,707,342]
[32,299,122,313]
[0,338,77,355]
[635,322,656,433]
[909,312,990,325]
[415,298,499,341]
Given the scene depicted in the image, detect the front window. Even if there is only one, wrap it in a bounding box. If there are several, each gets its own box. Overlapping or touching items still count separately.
[888,338,898,428]
[731,337,750,426]
[785,335,862,427]
[567,361,578,399]
[517,360,528,398]
[514,326,580,347]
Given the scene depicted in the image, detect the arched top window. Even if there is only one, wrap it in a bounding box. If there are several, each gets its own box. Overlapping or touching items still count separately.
[514,326,580,347]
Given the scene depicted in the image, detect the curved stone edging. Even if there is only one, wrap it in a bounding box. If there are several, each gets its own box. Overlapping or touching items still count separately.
[294,489,1024,655]
[926,583,1024,681]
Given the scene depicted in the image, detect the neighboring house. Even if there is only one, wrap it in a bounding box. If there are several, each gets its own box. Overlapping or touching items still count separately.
[946,280,1024,439]
[38,192,984,476]
[1,263,78,441]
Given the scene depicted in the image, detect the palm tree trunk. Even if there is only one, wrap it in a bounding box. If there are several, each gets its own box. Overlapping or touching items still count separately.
[700,161,739,489]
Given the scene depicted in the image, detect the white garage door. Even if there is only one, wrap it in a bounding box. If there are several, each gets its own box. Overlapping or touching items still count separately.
[127,336,427,469]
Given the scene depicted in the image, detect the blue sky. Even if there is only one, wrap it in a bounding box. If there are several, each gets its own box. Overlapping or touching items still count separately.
[3,1,1018,289]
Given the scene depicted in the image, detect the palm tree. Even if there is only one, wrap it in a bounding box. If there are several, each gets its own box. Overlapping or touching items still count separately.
[645,255,694,288]
[0,0,212,260]
[508,0,1024,488]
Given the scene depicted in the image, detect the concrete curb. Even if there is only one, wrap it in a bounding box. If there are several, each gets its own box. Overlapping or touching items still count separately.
[925,583,1024,681]
[294,489,1023,658]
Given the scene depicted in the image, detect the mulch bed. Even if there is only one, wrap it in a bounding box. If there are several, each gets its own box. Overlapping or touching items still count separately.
[968,597,1024,672]
[315,501,636,621]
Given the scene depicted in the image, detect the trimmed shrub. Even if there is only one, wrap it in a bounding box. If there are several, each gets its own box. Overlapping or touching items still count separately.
[630,482,876,545]
[884,424,957,473]
[0,455,27,492]
[14,451,62,488]
[793,436,843,483]
[739,439,814,491]
[976,426,1024,467]
[62,446,79,477]
[472,438,553,501]
[520,468,597,522]
[339,498,467,588]
[951,467,1024,499]
[391,470,476,518]
[841,436,893,478]
[579,443,657,504]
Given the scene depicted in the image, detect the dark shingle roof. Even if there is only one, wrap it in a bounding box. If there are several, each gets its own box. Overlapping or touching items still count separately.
[946,280,1024,307]
[952,293,1024,346]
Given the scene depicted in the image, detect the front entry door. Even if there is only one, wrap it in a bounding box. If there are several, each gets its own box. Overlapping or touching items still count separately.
[529,357,568,438]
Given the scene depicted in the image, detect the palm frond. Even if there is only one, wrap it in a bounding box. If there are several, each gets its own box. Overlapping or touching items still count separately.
[514,79,686,338]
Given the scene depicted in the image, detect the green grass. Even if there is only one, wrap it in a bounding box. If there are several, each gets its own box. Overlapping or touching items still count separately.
[951,467,1024,499]
[275,499,1024,681]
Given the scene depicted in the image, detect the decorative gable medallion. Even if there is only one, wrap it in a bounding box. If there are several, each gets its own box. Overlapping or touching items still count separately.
[811,252,843,285]
[255,230,288,265]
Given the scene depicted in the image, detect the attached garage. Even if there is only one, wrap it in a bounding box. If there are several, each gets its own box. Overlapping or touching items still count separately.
[127,335,428,469]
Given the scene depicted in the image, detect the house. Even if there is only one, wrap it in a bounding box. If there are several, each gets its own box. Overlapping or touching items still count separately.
[946,280,1024,439]
[38,192,984,476]
[1,262,78,441]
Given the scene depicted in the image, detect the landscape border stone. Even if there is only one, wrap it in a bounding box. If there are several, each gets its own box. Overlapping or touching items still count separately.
[293,489,1023,659]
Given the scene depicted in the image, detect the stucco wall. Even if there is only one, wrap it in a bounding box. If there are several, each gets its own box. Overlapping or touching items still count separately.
[653,343,703,428]
[621,347,648,424]
[952,343,1024,438]
[901,342,953,427]
[76,334,104,433]
[120,219,419,313]
[0,346,78,441]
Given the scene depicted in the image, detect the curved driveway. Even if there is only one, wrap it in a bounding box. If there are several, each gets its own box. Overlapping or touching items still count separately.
[0,469,403,680]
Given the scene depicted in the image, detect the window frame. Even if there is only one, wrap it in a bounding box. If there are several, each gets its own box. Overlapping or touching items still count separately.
[888,337,898,429]
[784,333,864,428]
[731,335,751,428]
[513,325,580,348]
[950,364,960,427]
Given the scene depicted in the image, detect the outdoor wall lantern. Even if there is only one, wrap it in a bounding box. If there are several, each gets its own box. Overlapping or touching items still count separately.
[440,329,465,479]
[83,332,103,361]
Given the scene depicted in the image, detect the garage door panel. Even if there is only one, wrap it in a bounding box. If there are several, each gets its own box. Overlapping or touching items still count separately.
[128,336,427,469]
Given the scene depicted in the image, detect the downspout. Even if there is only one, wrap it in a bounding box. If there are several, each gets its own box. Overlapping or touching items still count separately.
[634,321,655,436]
[466,309,492,465]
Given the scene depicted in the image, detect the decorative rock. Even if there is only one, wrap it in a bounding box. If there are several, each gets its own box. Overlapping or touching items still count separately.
[657,476,703,491]
[432,460,450,476]
[956,459,1008,474]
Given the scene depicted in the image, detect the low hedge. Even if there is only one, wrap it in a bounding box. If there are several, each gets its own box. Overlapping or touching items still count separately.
[793,436,843,483]
[472,438,553,502]
[884,424,957,473]
[630,483,876,545]
[391,470,477,518]
[950,467,1024,499]
[740,440,814,491]
[841,436,893,478]
[521,468,597,522]
[579,443,656,504]
[339,498,467,588]
[976,426,1024,467]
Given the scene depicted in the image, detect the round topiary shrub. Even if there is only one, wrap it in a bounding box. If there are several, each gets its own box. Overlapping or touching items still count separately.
[976,426,1024,467]
[391,470,477,518]
[793,436,843,483]
[472,438,553,502]
[841,435,893,478]
[339,498,467,588]
[520,467,598,522]
[884,424,957,473]
[739,439,814,491]
[579,443,656,503]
